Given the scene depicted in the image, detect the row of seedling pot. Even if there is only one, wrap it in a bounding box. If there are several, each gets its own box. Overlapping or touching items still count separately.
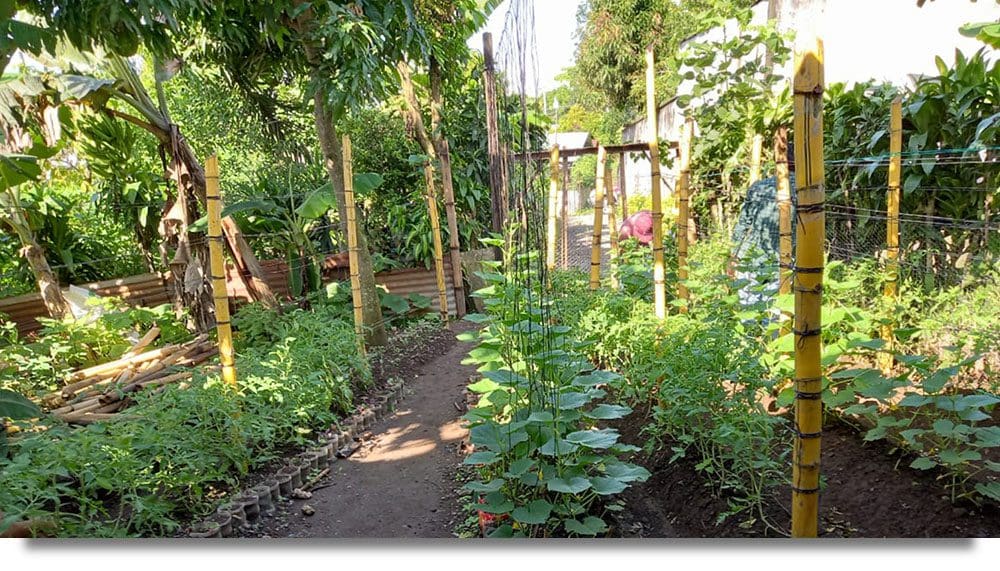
[188,379,405,538]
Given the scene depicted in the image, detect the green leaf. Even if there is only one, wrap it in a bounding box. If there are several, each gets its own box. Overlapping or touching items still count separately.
[487,524,516,538]
[584,404,632,420]
[564,516,608,536]
[556,391,594,410]
[482,370,529,388]
[975,482,1000,502]
[0,153,41,189]
[463,451,500,465]
[380,292,409,314]
[546,476,592,494]
[902,173,922,195]
[479,492,513,514]
[539,437,579,456]
[54,74,114,101]
[565,428,619,449]
[526,411,554,423]
[909,457,937,470]
[463,313,490,323]
[603,462,651,483]
[464,478,505,493]
[295,183,337,219]
[504,458,534,477]
[0,389,41,420]
[467,379,500,394]
[353,172,384,195]
[511,499,552,525]
[589,476,627,495]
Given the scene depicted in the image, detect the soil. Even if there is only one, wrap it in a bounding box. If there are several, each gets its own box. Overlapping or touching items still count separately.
[241,321,477,538]
[616,405,1000,538]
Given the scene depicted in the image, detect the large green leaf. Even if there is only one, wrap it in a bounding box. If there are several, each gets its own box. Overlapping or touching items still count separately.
[511,499,552,525]
[545,476,591,494]
[0,153,41,189]
[464,478,505,493]
[589,476,627,495]
[584,404,632,420]
[353,172,384,195]
[0,389,42,420]
[54,74,114,103]
[603,462,651,483]
[565,429,619,449]
[295,182,337,220]
[478,492,513,515]
[564,516,608,536]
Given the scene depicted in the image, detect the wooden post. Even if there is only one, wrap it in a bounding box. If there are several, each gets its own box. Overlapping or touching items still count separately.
[204,155,237,389]
[606,158,619,289]
[880,96,903,374]
[547,145,560,272]
[791,37,825,539]
[646,46,666,318]
[561,157,570,269]
[590,144,608,290]
[677,118,693,312]
[341,136,367,357]
[422,163,449,323]
[749,133,764,185]
[619,153,629,220]
[483,32,505,261]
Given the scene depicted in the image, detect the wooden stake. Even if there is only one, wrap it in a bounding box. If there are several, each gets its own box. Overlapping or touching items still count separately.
[749,133,764,185]
[205,155,237,390]
[646,46,666,318]
[606,157,619,289]
[590,144,608,290]
[880,96,903,374]
[547,144,560,273]
[791,37,825,539]
[677,118,693,312]
[341,136,367,357]
[776,125,794,337]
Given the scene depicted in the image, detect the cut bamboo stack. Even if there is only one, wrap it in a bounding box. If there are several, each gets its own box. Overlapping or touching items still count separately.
[44,330,217,425]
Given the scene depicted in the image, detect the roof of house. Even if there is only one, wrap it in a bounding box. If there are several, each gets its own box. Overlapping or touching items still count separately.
[546,131,593,150]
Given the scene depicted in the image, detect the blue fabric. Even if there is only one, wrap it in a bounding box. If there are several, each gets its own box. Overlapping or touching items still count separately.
[731,174,797,265]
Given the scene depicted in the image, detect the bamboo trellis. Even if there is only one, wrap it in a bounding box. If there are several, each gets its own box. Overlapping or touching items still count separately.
[590,144,608,290]
[204,155,237,389]
[341,136,367,357]
[791,37,825,539]
[547,144,560,273]
[677,118,693,311]
[646,46,667,318]
[606,155,619,289]
[880,96,903,374]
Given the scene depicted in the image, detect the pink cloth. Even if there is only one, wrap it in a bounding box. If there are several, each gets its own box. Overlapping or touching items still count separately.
[619,210,654,245]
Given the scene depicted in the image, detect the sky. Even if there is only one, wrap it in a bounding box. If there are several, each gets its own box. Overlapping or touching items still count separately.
[466,0,585,97]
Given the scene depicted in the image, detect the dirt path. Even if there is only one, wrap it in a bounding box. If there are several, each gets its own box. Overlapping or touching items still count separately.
[254,323,477,538]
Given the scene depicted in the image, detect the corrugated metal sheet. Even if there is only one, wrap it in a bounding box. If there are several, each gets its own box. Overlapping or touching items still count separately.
[376,259,457,317]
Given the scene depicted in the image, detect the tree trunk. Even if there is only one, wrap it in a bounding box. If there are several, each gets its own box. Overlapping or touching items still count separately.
[312,92,387,346]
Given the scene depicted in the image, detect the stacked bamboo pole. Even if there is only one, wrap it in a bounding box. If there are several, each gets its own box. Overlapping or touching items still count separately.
[677,118,693,312]
[47,334,216,424]
[205,155,237,389]
[791,37,826,539]
[880,97,903,374]
[561,158,570,270]
[646,46,667,318]
[342,136,367,357]
[775,126,794,335]
[590,144,608,290]
[547,145,560,273]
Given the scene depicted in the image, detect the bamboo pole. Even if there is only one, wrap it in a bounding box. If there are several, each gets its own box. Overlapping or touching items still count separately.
[619,153,629,220]
[342,136,367,357]
[749,133,764,185]
[677,118,693,313]
[483,32,505,261]
[423,163,449,323]
[561,158,570,270]
[646,46,666,318]
[205,155,237,390]
[547,145,560,273]
[606,158,619,290]
[791,37,825,539]
[776,125,794,338]
[880,96,903,374]
[590,144,608,290]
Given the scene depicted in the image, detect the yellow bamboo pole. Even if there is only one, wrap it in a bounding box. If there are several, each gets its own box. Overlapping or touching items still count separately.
[423,163,449,324]
[646,46,666,318]
[791,37,825,539]
[547,144,560,274]
[776,126,794,337]
[204,155,237,389]
[880,96,903,374]
[341,136,367,357]
[590,144,607,290]
[606,158,619,289]
[677,118,693,313]
[561,158,570,270]
[749,133,764,185]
